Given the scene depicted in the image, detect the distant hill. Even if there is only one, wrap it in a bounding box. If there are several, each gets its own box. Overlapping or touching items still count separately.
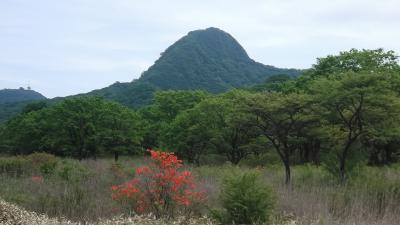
[0,27,302,122]
[88,27,301,107]
[0,88,46,104]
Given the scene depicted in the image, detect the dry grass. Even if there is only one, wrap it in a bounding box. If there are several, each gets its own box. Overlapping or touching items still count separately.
[0,156,399,225]
[264,166,400,225]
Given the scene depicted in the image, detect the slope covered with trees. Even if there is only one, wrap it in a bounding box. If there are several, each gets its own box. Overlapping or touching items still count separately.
[139,27,300,92]
[86,27,301,108]
[0,88,46,104]
[0,89,47,123]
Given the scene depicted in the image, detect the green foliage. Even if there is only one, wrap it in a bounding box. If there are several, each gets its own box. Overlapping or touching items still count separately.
[21,101,47,114]
[311,71,400,181]
[247,74,295,93]
[242,91,316,183]
[163,90,259,165]
[142,90,209,150]
[0,97,143,159]
[212,170,275,225]
[56,159,90,182]
[86,81,158,108]
[310,48,399,77]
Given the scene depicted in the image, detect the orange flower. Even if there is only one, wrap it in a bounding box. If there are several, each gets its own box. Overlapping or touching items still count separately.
[111,149,207,215]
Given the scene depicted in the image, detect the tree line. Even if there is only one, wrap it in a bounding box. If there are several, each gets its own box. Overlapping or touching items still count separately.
[0,48,399,183]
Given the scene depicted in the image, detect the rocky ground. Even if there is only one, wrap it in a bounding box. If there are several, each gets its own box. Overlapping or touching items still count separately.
[0,199,215,225]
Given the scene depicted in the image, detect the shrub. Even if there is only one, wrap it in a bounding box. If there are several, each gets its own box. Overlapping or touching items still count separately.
[26,152,58,176]
[56,159,90,182]
[212,170,275,225]
[111,150,207,218]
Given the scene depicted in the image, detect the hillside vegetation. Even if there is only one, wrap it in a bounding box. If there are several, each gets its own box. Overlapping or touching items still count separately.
[0,88,46,104]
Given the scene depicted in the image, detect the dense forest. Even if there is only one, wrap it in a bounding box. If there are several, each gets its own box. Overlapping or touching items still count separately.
[1,48,399,184]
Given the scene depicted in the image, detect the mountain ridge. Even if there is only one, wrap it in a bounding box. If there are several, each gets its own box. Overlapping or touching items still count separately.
[0,88,46,104]
[0,27,302,122]
[86,27,301,107]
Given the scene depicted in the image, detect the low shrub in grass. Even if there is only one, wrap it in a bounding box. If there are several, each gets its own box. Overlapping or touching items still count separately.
[212,170,275,225]
[111,150,207,219]
[26,152,58,176]
[56,159,90,182]
[0,153,58,177]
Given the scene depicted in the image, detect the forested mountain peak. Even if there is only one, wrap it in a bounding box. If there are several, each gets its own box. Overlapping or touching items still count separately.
[139,27,301,93]
[160,27,251,63]
[0,88,46,104]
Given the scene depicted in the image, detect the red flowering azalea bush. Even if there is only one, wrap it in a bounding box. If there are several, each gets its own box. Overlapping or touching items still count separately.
[111,150,207,218]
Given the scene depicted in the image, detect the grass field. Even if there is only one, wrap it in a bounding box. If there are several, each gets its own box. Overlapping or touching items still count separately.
[0,154,399,225]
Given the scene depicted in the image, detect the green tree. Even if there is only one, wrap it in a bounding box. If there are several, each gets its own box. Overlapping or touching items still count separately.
[160,108,214,165]
[309,48,399,77]
[295,48,400,91]
[199,91,258,164]
[1,97,144,159]
[243,92,315,184]
[311,72,400,181]
[98,102,143,161]
[140,90,208,149]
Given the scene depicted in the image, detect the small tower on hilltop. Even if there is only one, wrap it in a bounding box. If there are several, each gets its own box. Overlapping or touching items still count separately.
[27,82,31,90]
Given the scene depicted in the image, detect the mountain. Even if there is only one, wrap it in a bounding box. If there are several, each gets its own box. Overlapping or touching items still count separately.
[0,27,302,122]
[0,88,47,123]
[88,27,301,107]
[0,88,46,104]
[140,27,299,92]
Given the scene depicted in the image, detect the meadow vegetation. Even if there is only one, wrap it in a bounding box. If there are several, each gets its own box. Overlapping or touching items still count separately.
[0,153,399,224]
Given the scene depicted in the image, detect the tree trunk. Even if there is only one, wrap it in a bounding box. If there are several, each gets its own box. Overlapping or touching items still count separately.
[284,160,291,185]
[339,155,346,182]
[114,151,119,162]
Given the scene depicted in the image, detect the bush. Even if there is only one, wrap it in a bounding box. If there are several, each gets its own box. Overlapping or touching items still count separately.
[26,152,58,176]
[212,170,275,225]
[56,159,90,182]
[111,150,207,218]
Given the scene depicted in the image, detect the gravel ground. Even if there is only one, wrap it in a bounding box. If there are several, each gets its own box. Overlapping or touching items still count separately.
[0,199,215,225]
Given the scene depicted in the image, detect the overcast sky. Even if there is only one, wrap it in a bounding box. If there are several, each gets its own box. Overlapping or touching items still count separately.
[0,0,399,98]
